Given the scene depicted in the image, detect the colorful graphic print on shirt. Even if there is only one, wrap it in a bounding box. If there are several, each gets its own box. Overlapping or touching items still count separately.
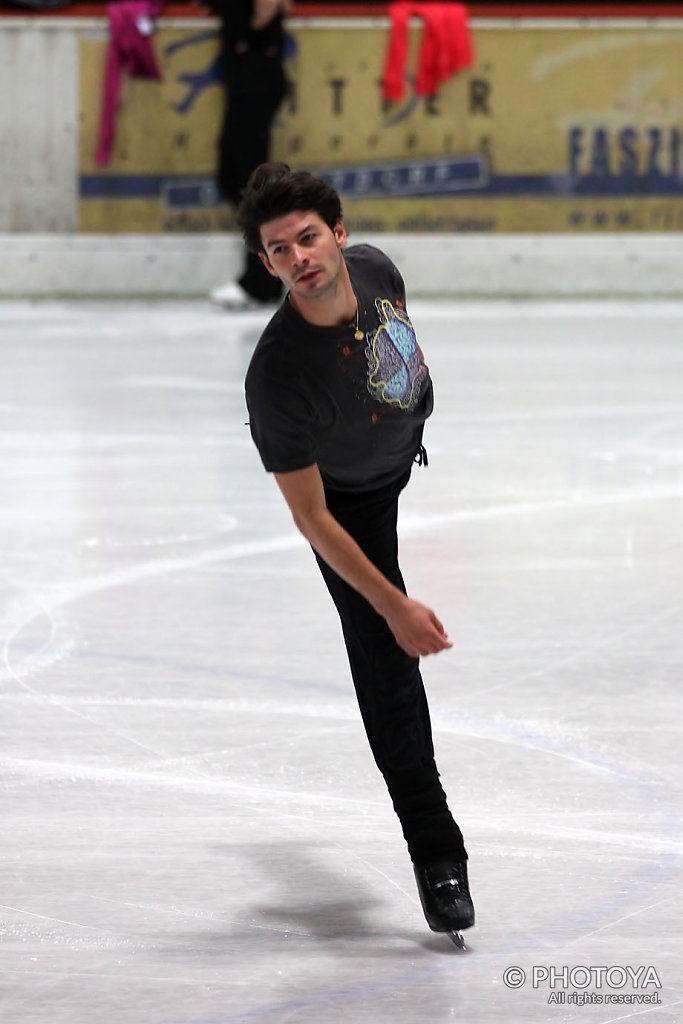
[366,298,428,411]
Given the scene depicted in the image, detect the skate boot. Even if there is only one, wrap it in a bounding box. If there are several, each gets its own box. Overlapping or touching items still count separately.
[413,858,475,949]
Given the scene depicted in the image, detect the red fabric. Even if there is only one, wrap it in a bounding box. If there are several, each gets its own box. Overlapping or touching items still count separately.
[95,0,164,167]
[382,2,473,103]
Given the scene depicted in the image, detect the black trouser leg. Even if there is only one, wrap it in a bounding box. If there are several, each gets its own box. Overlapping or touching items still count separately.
[315,475,466,865]
[238,249,283,303]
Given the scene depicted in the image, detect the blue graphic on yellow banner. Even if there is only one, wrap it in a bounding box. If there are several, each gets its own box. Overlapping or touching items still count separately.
[366,299,427,411]
[80,155,489,204]
[163,31,223,114]
[568,126,682,193]
[161,30,298,114]
[312,155,489,198]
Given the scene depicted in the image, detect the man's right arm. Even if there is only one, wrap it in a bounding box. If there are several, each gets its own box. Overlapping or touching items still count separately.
[250,0,291,29]
[273,464,452,658]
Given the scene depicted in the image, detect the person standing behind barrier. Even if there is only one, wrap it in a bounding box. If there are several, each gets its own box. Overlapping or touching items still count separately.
[207,0,290,309]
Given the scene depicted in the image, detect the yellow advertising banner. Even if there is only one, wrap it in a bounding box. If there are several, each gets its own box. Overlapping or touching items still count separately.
[79,20,683,233]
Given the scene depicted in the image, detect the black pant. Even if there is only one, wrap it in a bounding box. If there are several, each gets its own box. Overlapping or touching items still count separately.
[218,49,286,302]
[314,471,466,865]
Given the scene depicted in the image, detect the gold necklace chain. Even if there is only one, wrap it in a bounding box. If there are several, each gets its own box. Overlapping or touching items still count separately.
[353,301,364,341]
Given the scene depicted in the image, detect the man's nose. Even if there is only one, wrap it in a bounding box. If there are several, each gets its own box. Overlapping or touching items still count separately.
[291,245,308,267]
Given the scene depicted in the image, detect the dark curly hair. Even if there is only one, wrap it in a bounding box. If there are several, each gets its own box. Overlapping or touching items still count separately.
[237,162,343,254]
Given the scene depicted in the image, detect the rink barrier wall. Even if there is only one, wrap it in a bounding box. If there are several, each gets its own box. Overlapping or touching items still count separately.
[1,10,682,295]
[2,13,683,237]
[1,232,682,298]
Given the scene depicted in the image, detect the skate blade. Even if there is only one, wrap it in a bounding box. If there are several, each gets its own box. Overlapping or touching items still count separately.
[448,930,468,951]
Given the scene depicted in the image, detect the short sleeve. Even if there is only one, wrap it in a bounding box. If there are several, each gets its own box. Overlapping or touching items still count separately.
[245,366,317,474]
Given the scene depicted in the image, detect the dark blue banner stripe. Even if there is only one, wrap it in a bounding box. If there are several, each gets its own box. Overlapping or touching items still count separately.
[80,171,683,202]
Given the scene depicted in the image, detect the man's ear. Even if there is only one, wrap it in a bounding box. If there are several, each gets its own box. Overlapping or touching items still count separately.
[333,219,347,249]
[259,251,280,278]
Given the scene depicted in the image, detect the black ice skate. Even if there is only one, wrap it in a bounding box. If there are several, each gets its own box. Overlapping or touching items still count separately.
[413,858,475,950]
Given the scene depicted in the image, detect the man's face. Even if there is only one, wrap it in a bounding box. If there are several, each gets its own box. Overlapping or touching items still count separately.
[259,210,347,303]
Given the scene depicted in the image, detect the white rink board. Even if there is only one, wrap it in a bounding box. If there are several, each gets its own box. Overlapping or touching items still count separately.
[1,232,683,297]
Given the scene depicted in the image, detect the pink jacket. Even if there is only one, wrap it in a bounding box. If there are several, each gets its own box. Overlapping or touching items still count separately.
[382,2,473,103]
[95,0,164,167]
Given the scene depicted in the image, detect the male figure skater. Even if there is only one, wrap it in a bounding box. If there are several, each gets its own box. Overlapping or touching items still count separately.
[240,162,474,941]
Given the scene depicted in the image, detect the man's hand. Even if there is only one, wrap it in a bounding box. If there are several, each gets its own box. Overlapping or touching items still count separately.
[383,593,453,658]
[273,465,453,660]
[250,0,291,30]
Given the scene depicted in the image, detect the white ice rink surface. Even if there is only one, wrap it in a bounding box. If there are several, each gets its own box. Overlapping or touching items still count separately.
[2,298,682,1024]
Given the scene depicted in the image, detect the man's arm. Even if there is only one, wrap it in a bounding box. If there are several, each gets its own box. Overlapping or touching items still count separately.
[274,464,452,658]
[250,0,291,30]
